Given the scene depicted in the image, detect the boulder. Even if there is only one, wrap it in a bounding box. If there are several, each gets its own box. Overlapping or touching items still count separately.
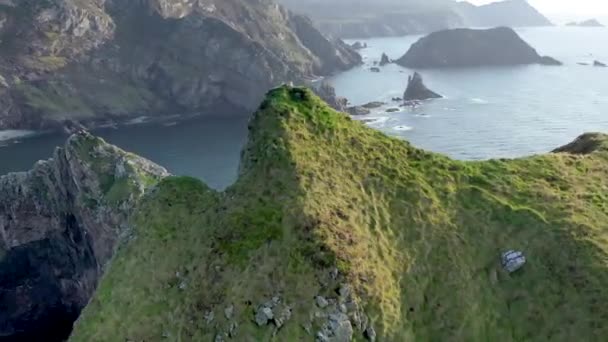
[370,67,381,72]
[361,101,385,109]
[379,53,391,66]
[396,27,562,68]
[347,106,371,116]
[386,108,400,113]
[403,72,442,101]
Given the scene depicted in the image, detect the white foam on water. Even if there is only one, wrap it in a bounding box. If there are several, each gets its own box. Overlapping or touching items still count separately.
[360,116,390,126]
[0,130,35,142]
[125,116,149,125]
[470,98,489,104]
[393,125,413,131]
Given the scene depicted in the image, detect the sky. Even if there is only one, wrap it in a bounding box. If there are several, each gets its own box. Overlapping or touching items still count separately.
[467,0,608,22]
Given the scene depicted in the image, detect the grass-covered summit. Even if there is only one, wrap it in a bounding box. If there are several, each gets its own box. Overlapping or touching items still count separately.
[72,87,608,341]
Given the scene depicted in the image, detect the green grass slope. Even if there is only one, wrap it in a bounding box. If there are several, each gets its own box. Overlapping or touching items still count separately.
[71,87,608,341]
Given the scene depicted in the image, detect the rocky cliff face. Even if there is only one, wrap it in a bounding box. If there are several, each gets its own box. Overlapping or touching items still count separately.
[0,0,360,130]
[0,132,168,341]
[396,27,561,68]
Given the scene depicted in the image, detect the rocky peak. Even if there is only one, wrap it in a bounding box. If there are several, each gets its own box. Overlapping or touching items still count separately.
[403,72,442,102]
[0,132,168,341]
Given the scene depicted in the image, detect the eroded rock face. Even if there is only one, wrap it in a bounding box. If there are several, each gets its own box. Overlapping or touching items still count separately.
[0,0,360,130]
[396,27,561,68]
[0,132,168,341]
[314,82,349,112]
[403,72,442,101]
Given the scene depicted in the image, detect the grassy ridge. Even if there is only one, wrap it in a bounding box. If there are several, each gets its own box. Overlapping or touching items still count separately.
[72,87,608,341]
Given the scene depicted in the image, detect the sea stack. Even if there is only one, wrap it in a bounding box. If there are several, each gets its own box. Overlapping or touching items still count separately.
[403,72,443,102]
[379,53,391,66]
[396,27,562,68]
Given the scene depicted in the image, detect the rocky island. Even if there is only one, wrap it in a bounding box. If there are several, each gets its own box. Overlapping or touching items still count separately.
[567,19,604,27]
[3,87,608,341]
[396,27,562,68]
[0,0,360,132]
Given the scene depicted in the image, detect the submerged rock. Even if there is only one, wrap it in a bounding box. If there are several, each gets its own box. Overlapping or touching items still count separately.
[396,27,562,68]
[403,72,442,101]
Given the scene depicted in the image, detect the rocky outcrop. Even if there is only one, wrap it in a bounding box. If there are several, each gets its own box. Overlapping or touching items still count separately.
[0,132,168,341]
[567,19,604,27]
[553,133,608,154]
[594,60,607,67]
[314,82,348,112]
[403,72,442,101]
[456,0,553,27]
[0,0,360,130]
[379,53,391,66]
[396,27,562,68]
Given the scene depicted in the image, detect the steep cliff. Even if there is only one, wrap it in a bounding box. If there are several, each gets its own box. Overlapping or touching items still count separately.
[0,132,168,341]
[71,87,608,341]
[0,0,360,130]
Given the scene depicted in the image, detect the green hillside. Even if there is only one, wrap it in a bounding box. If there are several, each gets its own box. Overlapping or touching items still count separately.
[71,87,608,341]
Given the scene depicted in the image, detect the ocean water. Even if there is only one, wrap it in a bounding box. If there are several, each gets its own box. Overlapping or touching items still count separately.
[332,27,608,160]
[0,116,249,189]
[1,27,607,187]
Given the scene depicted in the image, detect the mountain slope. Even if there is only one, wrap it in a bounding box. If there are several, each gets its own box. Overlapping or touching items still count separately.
[278,0,552,39]
[456,0,553,27]
[72,87,608,341]
[0,0,360,131]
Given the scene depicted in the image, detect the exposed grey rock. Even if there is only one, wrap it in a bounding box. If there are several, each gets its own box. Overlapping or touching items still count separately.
[386,108,400,113]
[255,307,274,326]
[361,102,385,109]
[224,304,234,320]
[347,106,371,116]
[314,82,349,112]
[316,296,329,308]
[370,67,381,73]
[364,326,377,341]
[338,284,352,300]
[328,313,353,342]
[396,27,561,68]
[273,306,292,329]
[204,310,215,324]
[0,132,169,340]
[403,72,443,102]
[594,60,607,67]
[351,41,367,50]
[229,321,238,338]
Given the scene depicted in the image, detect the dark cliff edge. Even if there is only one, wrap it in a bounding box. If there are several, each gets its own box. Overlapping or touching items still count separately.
[0,0,360,131]
[0,132,168,341]
[396,27,562,68]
